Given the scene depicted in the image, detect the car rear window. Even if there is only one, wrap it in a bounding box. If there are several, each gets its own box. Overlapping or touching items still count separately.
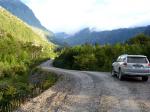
[127,57,148,63]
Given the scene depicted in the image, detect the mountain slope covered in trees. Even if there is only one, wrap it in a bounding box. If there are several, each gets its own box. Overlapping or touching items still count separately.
[0,7,56,110]
[56,26,150,46]
[0,0,54,42]
[0,0,45,30]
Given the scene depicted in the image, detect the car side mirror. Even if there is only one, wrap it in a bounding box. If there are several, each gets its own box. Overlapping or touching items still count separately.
[112,59,116,63]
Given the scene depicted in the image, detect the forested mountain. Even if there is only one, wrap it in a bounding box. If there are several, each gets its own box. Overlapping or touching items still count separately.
[0,0,54,42]
[0,0,45,30]
[56,26,150,46]
[55,32,70,39]
[52,32,70,45]
[144,26,150,36]
[0,7,55,110]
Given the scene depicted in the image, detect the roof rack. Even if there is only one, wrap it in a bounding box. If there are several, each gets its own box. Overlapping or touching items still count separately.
[120,54,128,56]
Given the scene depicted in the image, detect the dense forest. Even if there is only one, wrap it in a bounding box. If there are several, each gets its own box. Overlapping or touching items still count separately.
[53,34,150,71]
[0,7,57,111]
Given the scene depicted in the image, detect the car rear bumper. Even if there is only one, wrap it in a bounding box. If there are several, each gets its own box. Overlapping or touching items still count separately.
[122,72,150,76]
[122,68,150,76]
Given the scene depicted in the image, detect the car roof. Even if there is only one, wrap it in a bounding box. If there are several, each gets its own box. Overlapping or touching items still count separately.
[127,55,147,57]
[120,54,147,58]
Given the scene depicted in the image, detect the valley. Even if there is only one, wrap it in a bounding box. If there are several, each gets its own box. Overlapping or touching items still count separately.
[1,0,150,111]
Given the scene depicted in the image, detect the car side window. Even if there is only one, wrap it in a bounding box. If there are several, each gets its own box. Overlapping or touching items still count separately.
[120,57,124,62]
[123,57,126,62]
[117,57,121,62]
[117,56,126,62]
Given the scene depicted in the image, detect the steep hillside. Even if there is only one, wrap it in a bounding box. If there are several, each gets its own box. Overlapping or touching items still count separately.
[60,26,150,46]
[0,6,55,47]
[0,7,56,110]
[0,0,54,41]
[0,0,45,30]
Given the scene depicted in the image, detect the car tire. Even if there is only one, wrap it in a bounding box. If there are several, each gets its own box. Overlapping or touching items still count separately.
[118,69,123,81]
[142,76,148,81]
[111,67,116,77]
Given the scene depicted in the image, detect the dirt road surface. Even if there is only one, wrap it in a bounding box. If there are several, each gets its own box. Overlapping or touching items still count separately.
[16,60,150,112]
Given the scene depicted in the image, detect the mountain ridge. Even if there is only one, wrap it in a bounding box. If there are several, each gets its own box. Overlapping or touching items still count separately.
[0,0,47,31]
[0,0,55,43]
[0,6,55,49]
[55,25,150,46]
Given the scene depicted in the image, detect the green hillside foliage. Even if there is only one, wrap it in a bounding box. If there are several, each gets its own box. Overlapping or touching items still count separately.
[0,7,56,110]
[53,34,150,71]
[126,33,150,45]
[31,26,54,44]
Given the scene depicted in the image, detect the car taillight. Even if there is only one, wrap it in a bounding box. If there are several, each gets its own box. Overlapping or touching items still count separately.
[123,63,127,66]
[148,63,150,67]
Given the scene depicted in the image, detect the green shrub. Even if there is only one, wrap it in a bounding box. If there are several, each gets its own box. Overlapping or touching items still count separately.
[30,68,58,91]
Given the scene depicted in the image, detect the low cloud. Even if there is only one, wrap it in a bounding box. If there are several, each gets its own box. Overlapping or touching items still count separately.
[22,0,150,33]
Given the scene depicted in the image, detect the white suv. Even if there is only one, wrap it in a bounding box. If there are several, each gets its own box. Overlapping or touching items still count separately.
[112,54,150,81]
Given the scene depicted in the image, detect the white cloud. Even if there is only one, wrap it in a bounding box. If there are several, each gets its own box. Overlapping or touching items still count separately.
[22,0,150,33]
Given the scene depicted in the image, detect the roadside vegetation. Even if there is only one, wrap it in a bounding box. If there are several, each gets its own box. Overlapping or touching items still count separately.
[0,8,57,111]
[30,67,58,91]
[53,34,150,71]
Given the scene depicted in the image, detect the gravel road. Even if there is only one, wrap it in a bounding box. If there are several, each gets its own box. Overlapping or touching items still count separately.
[16,60,150,112]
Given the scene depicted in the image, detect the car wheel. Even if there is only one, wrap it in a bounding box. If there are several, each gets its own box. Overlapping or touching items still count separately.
[142,76,148,81]
[111,67,116,77]
[118,69,123,81]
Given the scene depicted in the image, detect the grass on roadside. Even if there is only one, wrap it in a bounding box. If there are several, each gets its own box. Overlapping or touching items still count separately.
[30,67,59,91]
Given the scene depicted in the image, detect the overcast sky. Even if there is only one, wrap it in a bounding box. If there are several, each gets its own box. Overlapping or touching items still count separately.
[21,0,150,33]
